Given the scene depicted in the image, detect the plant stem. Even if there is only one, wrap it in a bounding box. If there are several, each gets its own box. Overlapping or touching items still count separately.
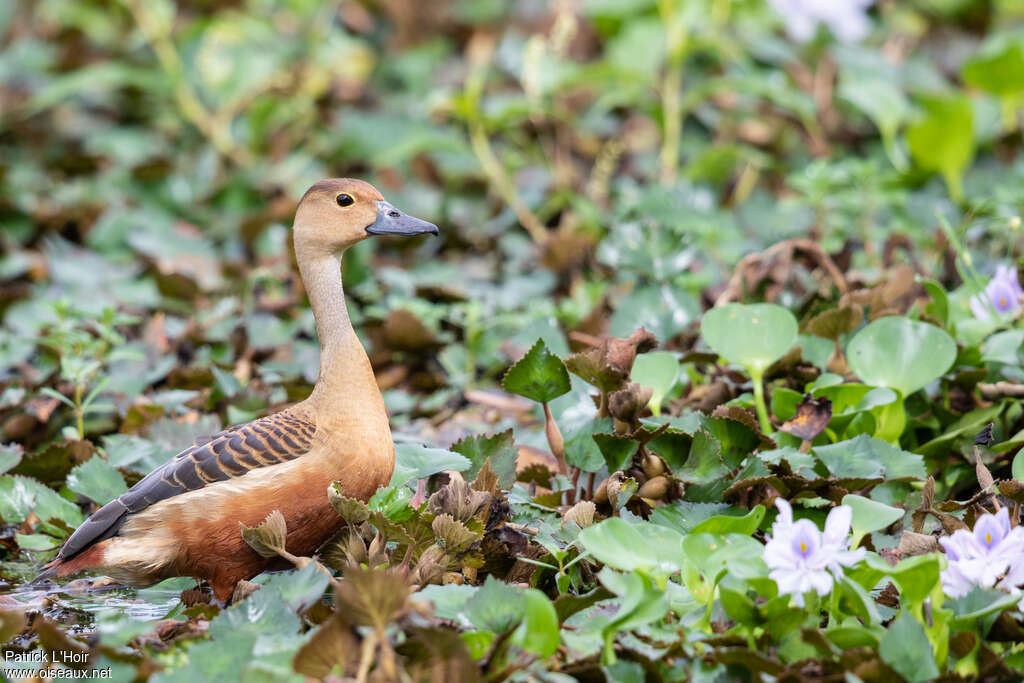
[123,0,251,166]
[74,383,84,439]
[750,369,771,434]
[464,34,547,244]
[543,402,567,475]
[657,0,688,186]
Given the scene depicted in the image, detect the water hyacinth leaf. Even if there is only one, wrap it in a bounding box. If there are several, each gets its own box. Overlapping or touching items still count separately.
[596,568,670,665]
[700,303,798,374]
[981,329,1024,365]
[578,517,685,575]
[906,92,975,201]
[846,317,956,396]
[948,586,1023,626]
[510,589,559,657]
[879,611,940,683]
[630,351,680,415]
[451,430,517,488]
[842,494,904,548]
[719,586,760,627]
[689,505,765,536]
[962,34,1024,96]
[1014,450,1024,482]
[66,456,128,506]
[836,575,881,625]
[501,338,571,404]
[682,533,768,581]
[887,554,941,607]
[390,443,470,489]
[826,625,879,650]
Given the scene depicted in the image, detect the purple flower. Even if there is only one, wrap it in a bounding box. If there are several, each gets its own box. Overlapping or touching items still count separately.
[767,0,875,44]
[763,499,866,606]
[939,508,1024,597]
[970,265,1024,320]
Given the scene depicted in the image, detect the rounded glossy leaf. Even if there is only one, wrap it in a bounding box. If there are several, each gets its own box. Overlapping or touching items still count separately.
[846,317,956,396]
[700,304,798,374]
[842,494,904,548]
[578,517,685,575]
[511,589,559,657]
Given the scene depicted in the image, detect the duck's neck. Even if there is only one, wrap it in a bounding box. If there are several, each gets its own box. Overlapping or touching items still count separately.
[295,245,384,417]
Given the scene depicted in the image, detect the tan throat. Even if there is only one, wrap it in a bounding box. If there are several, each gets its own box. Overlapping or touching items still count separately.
[294,242,387,428]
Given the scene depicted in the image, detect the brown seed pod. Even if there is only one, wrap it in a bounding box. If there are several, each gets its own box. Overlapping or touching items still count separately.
[593,478,609,504]
[642,453,666,479]
[637,475,669,500]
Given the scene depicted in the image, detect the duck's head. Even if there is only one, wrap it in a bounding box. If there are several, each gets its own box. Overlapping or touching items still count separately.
[293,178,438,253]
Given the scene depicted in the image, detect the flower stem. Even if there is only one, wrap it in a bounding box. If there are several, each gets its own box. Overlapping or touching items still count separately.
[750,369,771,434]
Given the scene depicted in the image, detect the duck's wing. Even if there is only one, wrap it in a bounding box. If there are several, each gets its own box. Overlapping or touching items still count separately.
[54,409,317,562]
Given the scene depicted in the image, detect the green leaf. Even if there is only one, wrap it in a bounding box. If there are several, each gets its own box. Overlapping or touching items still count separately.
[592,432,638,473]
[837,575,881,625]
[879,611,940,683]
[814,435,925,481]
[700,303,798,374]
[1014,450,1024,482]
[649,501,736,534]
[948,586,1022,627]
[906,93,975,201]
[847,317,957,397]
[501,339,571,404]
[981,329,1024,365]
[464,576,524,634]
[596,568,669,665]
[564,419,612,472]
[511,589,559,657]
[682,533,768,581]
[719,586,760,627]
[842,494,904,548]
[451,430,518,488]
[66,456,128,505]
[390,443,470,489]
[630,351,679,415]
[0,444,22,475]
[0,475,83,527]
[888,554,941,607]
[963,35,1024,96]
[689,505,765,536]
[675,429,729,484]
[577,517,685,575]
[416,583,478,621]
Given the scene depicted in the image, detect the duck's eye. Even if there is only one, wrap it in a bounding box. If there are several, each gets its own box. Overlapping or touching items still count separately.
[336,193,354,207]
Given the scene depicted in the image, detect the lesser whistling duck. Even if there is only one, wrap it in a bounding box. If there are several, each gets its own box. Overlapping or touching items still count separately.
[35,179,438,603]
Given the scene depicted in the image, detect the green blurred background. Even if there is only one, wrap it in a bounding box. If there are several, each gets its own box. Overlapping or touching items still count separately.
[2,0,1024,432]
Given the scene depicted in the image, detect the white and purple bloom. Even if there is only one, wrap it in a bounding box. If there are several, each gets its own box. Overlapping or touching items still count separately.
[970,265,1024,320]
[767,0,875,44]
[939,508,1024,598]
[763,499,866,606]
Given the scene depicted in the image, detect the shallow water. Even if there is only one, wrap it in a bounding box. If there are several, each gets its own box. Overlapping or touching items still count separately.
[2,577,189,634]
